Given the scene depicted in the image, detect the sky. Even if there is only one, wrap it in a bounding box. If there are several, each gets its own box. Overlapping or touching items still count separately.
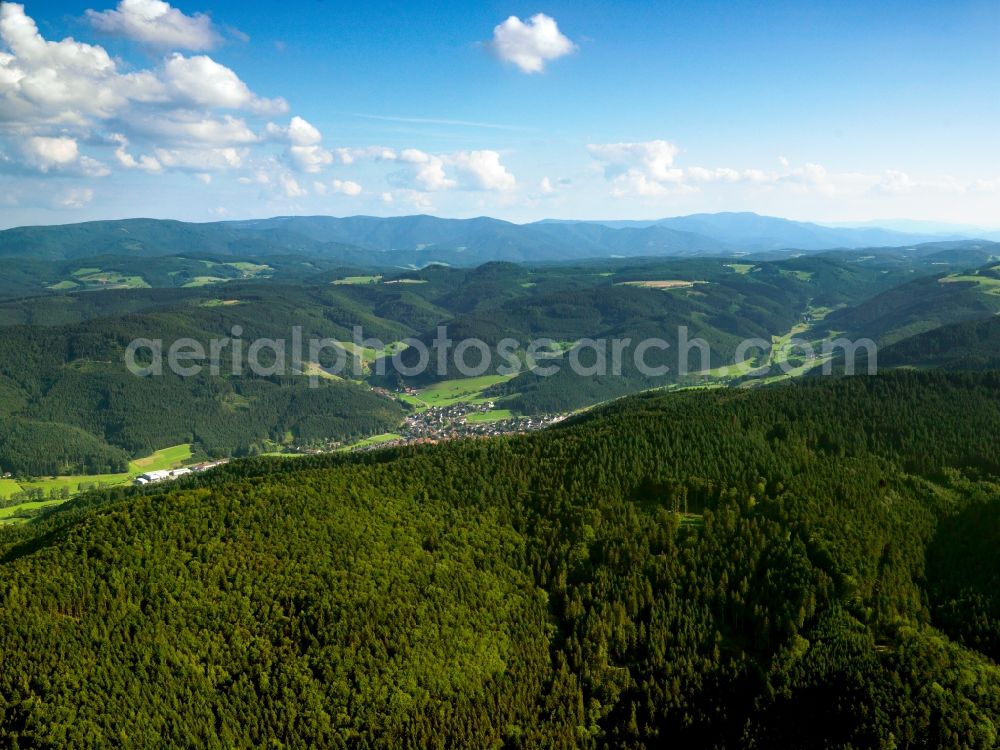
[1,0,999,228]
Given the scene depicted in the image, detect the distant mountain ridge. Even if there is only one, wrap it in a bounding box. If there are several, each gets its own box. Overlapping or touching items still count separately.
[0,212,994,266]
[539,211,977,251]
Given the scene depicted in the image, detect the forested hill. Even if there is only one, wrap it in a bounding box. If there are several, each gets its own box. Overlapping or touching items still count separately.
[2,371,1000,747]
[1,214,992,266]
[878,314,1000,371]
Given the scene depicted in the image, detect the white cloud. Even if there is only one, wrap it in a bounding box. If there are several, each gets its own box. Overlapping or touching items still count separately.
[330,179,362,196]
[0,5,282,128]
[195,172,211,184]
[86,0,221,51]
[0,3,289,186]
[368,147,518,193]
[586,142,974,203]
[128,112,260,145]
[265,115,321,146]
[287,144,333,173]
[279,173,306,197]
[397,148,455,191]
[154,145,246,170]
[17,135,109,176]
[588,140,682,182]
[21,135,78,170]
[386,188,434,211]
[264,115,335,174]
[0,3,166,126]
[686,166,741,183]
[335,145,396,164]
[111,133,161,171]
[286,115,321,146]
[265,116,335,173]
[971,178,1000,193]
[539,176,555,193]
[162,53,286,113]
[449,150,516,191]
[58,186,94,208]
[488,14,576,74]
[588,140,690,196]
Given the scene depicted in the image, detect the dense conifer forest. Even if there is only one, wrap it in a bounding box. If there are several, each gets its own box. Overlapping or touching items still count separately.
[1,370,999,747]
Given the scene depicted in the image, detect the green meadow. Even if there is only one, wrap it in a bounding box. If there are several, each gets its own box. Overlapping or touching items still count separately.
[0,444,195,523]
[398,374,515,409]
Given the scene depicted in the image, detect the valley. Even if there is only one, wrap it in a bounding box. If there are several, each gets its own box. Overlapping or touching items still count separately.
[0,214,999,746]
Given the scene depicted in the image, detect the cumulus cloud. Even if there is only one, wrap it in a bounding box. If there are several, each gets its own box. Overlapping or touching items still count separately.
[0,3,166,126]
[330,179,362,196]
[284,145,330,172]
[266,116,335,173]
[162,53,286,113]
[86,0,221,51]
[360,147,517,194]
[279,173,306,197]
[21,135,79,170]
[488,14,576,73]
[0,5,281,131]
[588,140,682,181]
[17,135,109,176]
[587,140,690,196]
[0,2,289,185]
[129,112,260,145]
[384,188,434,211]
[154,145,246,170]
[586,141,974,202]
[284,116,322,146]
[111,133,161,171]
[396,149,456,191]
[449,150,516,191]
[0,9,265,131]
[335,145,396,165]
[58,186,95,208]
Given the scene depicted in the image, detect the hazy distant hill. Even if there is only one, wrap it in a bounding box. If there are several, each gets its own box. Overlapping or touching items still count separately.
[1,212,988,266]
[545,211,974,251]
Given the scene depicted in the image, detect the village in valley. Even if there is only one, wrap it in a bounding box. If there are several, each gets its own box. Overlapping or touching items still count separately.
[352,401,568,452]
[283,399,570,456]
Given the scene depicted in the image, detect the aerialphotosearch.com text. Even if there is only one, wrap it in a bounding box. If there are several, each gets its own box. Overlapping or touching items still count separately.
[124,325,878,386]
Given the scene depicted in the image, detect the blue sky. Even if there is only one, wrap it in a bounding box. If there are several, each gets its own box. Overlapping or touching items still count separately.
[2,0,998,227]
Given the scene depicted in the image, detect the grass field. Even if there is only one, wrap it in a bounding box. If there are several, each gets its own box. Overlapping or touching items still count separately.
[130,443,193,473]
[0,478,22,496]
[333,275,382,285]
[398,374,515,409]
[464,409,515,423]
[940,274,1000,295]
[337,433,402,452]
[225,262,271,276]
[0,499,67,521]
[780,269,814,282]
[0,444,195,522]
[182,276,228,287]
[725,263,757,275]
[64,270,151,290]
